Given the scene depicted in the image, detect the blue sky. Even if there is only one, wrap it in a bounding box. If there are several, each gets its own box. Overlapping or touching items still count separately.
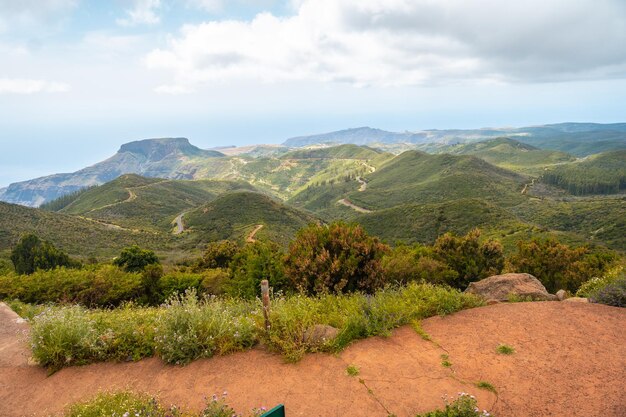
[1,0,626,187]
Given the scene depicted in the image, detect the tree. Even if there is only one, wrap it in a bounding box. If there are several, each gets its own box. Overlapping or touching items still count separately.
[113,245,159,272]
[226,241,288,298]
[433,229,504,289]
[285,222,390,295]
[382,245,458,286]
[10,234,75,275]
[198,240,240,269]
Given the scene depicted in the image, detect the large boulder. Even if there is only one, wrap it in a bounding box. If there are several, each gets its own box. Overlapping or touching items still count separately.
[465,273,555,302]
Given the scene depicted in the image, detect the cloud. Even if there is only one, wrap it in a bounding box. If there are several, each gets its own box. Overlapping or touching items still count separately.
[0,78,70,94]
[146,0,626,92]
[0,0,78,33]
[117,0,161,27]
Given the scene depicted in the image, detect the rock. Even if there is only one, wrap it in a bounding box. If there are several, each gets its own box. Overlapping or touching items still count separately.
[556,289,567,301]
[486,299,501,305]
[303,324,339,347]
[563,297,589,303]
[465,273,553,302]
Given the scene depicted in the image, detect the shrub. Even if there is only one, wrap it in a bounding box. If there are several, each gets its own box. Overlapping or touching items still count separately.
[507,238,616,293]
[415,393,493,417]
[590,275,626,307]
[576,266,623,298]
[154,290,257,365]
[10,234,78,275]
[262,282,483,361]
[285,222,390,295]
[113,245,160,272]
[227,241,289,299]
[64,392,170,417]
[382,245,458,286]
[0,265,143,307]
[199,240,240,269]
[30,304,161,369]
[433,229,503,290]
[200,268,230,295]
[28,283,483,369]
[30,305,102,369]
[140,263,164,304]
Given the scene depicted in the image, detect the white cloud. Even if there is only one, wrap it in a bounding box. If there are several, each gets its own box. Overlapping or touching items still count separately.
[117,0,161,27]
[0,78,70,94]
[0,0,78,33]
[146,0,626,92]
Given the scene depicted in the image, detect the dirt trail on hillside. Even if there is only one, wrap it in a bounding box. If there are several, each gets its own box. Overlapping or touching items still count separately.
[1,302,625,417]
[337,198,372,213]
[246,224,264,242]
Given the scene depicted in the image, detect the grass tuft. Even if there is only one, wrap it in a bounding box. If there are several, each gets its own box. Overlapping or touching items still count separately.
[496,344,515,355]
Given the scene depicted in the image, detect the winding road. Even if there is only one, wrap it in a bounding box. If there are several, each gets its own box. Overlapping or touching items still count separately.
[173,212,185,235]
[337,198,372,213]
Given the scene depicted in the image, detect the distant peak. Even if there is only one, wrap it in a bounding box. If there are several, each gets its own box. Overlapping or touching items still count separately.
[117,137,224,159]
[118,137,191,154]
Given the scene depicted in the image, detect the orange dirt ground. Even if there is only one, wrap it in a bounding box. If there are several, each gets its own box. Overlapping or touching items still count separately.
[1,301,625,417]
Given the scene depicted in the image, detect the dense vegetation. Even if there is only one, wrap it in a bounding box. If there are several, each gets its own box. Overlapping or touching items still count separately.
[541,150,626,195]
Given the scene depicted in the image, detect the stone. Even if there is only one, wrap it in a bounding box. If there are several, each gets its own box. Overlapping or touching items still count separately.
[465,273,553,302]
[303,324,339,347]
[563,297,589,303]
[556,289,567,301]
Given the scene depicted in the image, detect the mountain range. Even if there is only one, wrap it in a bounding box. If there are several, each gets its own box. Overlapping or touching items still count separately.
[0,122,624,258]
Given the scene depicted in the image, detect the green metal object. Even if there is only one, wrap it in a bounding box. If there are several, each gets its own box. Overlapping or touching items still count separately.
[261,404,285,417]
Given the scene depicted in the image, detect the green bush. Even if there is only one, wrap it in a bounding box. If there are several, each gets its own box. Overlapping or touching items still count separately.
[227,241,289,299]
[507,238,616,293]
[199,240,240,269]
[590,275,626,307]
[10,234,78,275]
[113,245,160,272]
[28,283,482,369]
[64,392,170,417]
[433,229,504,289]
[262,282,483,361]
[30,304,161,369]
[63,391,265,417]
[0,265,143,307]
[382,245,458,286]
[415,393,493,417]
[285,222,390,295]
[154,290,257,365]
[576,267,623,297]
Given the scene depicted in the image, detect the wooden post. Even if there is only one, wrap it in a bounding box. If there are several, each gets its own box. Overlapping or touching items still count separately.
[261,279,271,331]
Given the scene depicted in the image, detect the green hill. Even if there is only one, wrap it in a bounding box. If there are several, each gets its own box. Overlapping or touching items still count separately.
[441,137,576,175]
[540,150,626,195]
[58,174,257,232]
[346,151,528,210]
[281,144,383,160]
[355,199,525,244]
[184,191,318,245]
[0,201,171,258]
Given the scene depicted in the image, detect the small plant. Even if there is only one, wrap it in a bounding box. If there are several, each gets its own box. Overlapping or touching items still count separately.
[496,344,515,355]
[64,391,172,417]
[415,393,493,417]
[440,354,452,368]
[346,364,360,376]
[411,320,431,341]
[475,381,497,394]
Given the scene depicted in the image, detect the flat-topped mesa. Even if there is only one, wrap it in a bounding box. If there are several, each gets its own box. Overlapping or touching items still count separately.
[118,138,218,160]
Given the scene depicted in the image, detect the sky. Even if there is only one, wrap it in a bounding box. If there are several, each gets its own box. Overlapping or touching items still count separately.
[1,0,626,187]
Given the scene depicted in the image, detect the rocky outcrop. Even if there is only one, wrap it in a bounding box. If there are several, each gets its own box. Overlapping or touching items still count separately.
[465,273,555,302]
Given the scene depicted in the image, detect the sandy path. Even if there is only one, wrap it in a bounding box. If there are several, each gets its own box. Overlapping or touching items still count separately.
[246,224,264,243]
[337,198,372,213]
[1,302,624,417]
